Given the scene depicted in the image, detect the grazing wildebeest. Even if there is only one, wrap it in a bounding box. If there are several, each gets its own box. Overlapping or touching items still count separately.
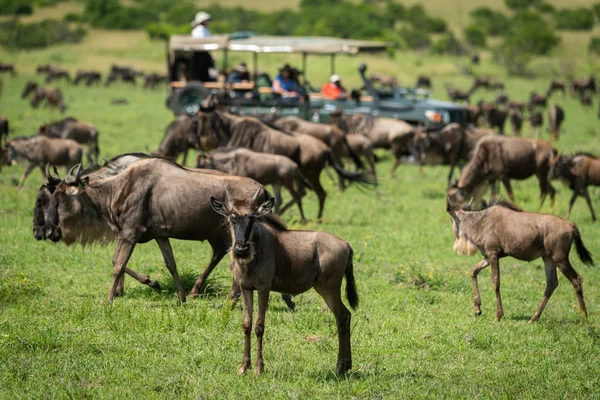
[483,104,507,134]
[21,80,38,99]
[143,73,168,89]
[4,135,82,189]
[42,156,283,303]
[22,81,66,113]
[447,135,557,205]
[273,115,364,173]
[490,80,505,90]
[528,91,547,110]
[370,73,397,90]
[73,70,102,86]
[579,92,593,108]
[549,153,600,221]
[447,87,474,103]
[494,93,509,106]
[447,198,593,322]
[154,114,200,165]
[472,77,491,91]
[38,118,100,164]
[105,65,142,87]
[36,64,54,75]
[196,148,308,223]
[507,100,526,113]
[547,105,565,140]
[329,111,414,175]
[416,75,432,89]
[547,80,566,98]
[45,66,71,84]
[508,109,523,136]
[196,108,374,221]
[0,63,16,77]
[570,76,596,97]
[529,111,543,137]
[210,191,358,375]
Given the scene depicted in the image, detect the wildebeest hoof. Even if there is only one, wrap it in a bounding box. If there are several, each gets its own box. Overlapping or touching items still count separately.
[474,309,482,317]
[254,362,264,375]
[148,280,161,290]
[237,364,249,375]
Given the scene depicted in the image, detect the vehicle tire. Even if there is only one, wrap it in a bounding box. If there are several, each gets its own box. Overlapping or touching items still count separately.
[171,82,209,115]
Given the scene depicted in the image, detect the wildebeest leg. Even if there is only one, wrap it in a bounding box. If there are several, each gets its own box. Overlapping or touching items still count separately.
[254,289,270,375]
[16,163,37,190]
[311,176,327,222]
[566,191,579,219]
[272,184,283,214]
[314,283,352,375]
[447,163,456,185]
[285,180,307,225]
[582,187,597,221]
[156,238,186,303]
[502,178,515,202]
[489,254,504,321]
[557,260,587,318]
[108,238,136,303]
[539,175,556,207]
[181,149,188,166]
[471,259,490,316]
[189,242,227,297]
[281,294,296,311]
[490,181,499,201]
[530,257,558,322]
[238,288,253,375]
[390,156,402,177]
[124,268,161,289]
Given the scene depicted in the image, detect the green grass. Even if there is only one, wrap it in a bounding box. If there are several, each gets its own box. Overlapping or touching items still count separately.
[2,36,600,399]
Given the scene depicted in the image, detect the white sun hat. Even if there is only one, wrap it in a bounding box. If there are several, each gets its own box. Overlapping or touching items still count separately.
[191,12,212,26]
[330,74,341,83]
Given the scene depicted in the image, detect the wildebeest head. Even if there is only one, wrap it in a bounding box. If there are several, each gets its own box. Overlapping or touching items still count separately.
[44,163,91,244]
[547,153,574,183]
[33,164,62,240]
[210,189,274,263]
[21,81,38,99]
[195,154,215,169]
[446,197,478,256]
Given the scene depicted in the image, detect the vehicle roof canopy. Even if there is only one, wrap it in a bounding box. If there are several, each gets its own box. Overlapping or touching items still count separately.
[169,35,393,56]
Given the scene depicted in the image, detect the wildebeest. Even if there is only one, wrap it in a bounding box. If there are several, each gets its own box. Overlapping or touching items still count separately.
[210,191,358,375]
[547,105,565,140]
[447,198,593,322]
[447,135,557,205]
[329,111,414,175]
[472,77,490,91]
[507,100,526,113]
[36,64,54,75]
[154,114,200,165]
[482,104,507,134]
[529,111,543,137]
[73,70,102,86]
[0,116,8,141]
[4,135,82,189]
[471,54,480,65]
[105,65,142,87]
[528,91,547,110]
[490,80,505,90]
[22,81,66,113]
[38,118,100,164]
[196,107,374,221]
[570,76,596,97]
[45,66,71,84]
[143,73,168,89]
[342,134,376,176]
[42,156,281,302]
[197,148,308,223]
[416,75,432,89]
[0,63,16,77]
[508,109,523,136]
[447,87,474,103]
[549,153,600,221]
[547,80,566,98]
[494,93,509,106]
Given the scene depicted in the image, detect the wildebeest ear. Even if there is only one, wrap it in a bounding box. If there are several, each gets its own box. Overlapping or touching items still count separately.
[256,197,275,216]
[210,196,230,217]
[79,177,89,190]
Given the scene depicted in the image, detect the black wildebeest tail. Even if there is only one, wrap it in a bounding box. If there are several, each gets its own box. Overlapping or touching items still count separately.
[326,150,376,188]
[573,226,594,266]
[345,247,359,310]
[341,135,365,170]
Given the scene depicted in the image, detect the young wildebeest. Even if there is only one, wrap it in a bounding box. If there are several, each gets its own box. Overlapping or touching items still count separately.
[570,76,596,97]
[416,75,432,89]
[0,63,16,77]
[39,118,100,164]
[447,135,557,205]
[509,109,523,136]
[196,148,309,224]
[4,135,82,189]
[529,111,543,137]
[528,91,547,110]
[548,105,565,140]
[42,157,280,303]
[483,104,507,134]
[546,80,566,98]
[154,114,200,165]
[210,191,358,375]
[549,153,600,221]
[73,70,102,86]
[447,198,594,322]
[45,66,71,84]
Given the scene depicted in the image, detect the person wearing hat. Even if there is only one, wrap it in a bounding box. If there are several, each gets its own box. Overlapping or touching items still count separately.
[272,64,301,100]
[227,63,250,84]
[322,74,347,100]
[191,12,211,38]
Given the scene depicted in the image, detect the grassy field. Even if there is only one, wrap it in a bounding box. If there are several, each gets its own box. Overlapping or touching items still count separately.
[2,4,600,395]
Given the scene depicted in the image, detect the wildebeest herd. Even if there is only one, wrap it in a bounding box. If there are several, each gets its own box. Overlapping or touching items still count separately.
[1,63,598,377]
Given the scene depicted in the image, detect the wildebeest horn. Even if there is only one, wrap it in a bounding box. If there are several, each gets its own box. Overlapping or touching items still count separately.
[44,163,51,178]
[467,197,474,208]
[67,163,82,181]
[251,188,263,206]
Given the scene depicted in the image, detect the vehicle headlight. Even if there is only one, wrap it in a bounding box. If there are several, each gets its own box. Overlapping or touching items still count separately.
[425,110,443,123]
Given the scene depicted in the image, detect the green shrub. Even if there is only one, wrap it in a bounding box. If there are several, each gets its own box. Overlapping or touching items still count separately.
[555,8,595,31]
[534,1,555,14]
[406,5,447,33]
[504,0,539,10]
[464,24,487,48]
[0,0,34,15]
[145,22,188,41]
[398,27,430,50]
[504,11,560,55]
[470,7,510,36]
[589,37,600,55]
[594,3,600,22]
[0,19,86,49]
[63,12,81,22]
[429,32,464,55]
[84,0,159,30]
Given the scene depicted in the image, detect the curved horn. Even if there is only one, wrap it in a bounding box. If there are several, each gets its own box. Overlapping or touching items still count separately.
[45,163,51,178]
[52,165,60,180]
[251,188,263,206]
[467,197,474,208]
[67,163,80,178]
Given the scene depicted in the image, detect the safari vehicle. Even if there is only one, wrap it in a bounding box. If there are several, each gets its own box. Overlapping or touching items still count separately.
[166,35,466,127]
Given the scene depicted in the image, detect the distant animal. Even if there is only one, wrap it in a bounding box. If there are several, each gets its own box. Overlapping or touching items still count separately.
[508,109,523,136]
[111,98,129,105]
[143,73,168,89]
[447,87,474,103]
[154,115,200,165]
[447,135,557,205]
[105,65,143,86]
[490,81,505,90]
[36,64,55,75]
[548,105,565,140]
[38,118,100,164]
[22,81,66,113]
[471,54,480,65]
[528,91,547,110]
[549,153,600,221]
[369,73,398,90]
[0,63,16,77]
[416,75,432,89]
[73,70,102,86]
[483,104,507,134]
[570,76,596,97]
[197,148,308,224]
[529,111,543,136]
[547,80,566,98]
[447,198,593,322]
[579,92,593,108]
[0,116,8,141]
[494,93,509,105]
[4,135,82,189]
[44,66,71,84]
[472,77,490,91]
[210,190,358,376]
[507,101,526,113]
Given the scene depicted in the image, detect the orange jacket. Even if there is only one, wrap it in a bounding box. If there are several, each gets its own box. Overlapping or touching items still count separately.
[322,83,344,99]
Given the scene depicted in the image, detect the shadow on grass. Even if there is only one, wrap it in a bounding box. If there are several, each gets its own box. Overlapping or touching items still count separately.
[309,368,435,382]
[507,314,534,322]
[124,271,227,301]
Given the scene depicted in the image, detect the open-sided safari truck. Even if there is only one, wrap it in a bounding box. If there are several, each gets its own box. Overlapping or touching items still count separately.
[166,35,466,127]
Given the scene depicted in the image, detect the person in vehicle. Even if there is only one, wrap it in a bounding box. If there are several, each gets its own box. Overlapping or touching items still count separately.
[227,63,250,84]
[272,64,302,100]
[191,12,211,38]
[322,74,348,100]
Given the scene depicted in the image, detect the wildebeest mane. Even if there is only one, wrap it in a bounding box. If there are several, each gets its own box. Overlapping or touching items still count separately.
[259,213,288,231]
[574,151,598,159]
